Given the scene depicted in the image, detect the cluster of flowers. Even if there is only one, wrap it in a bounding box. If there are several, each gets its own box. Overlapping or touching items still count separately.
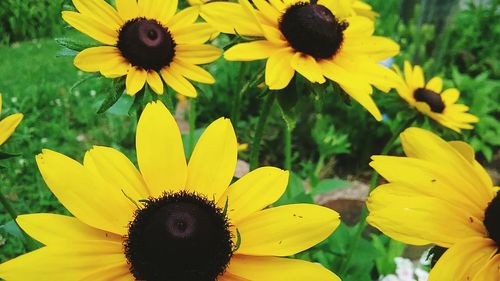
[0,0,497,280]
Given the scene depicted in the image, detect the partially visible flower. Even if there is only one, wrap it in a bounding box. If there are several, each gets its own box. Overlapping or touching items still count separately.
[63,0,220,97]
[394,61,478,132]
[0,94,23,147]
[0,101,341,281]
[200,0,400,120]
[368,127,500,281]
[414,268,429,281]
[394,257,416,281]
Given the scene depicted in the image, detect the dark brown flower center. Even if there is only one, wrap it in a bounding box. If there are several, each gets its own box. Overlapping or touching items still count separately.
[117,18,176,71]
[413,88,446,113]
[484,191,500,247]
[125,191,233,281]
[279,3,348,59]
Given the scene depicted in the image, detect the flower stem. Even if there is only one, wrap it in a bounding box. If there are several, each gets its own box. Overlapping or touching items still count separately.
[188,98,196,158]
[284,125,293,170]
[338,115,417,276]
[0,189,37,251]
[231,65,266,129]
[249,91,275,171]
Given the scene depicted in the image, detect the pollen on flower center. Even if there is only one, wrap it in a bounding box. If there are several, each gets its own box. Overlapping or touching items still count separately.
[484,191,500,247]
[413,88,446,113]
[117,18,176,71]
[125,191,233,281]
[279,3,348,59]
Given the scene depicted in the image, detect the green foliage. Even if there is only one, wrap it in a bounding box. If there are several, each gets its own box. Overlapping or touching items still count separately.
[0,0,67,45]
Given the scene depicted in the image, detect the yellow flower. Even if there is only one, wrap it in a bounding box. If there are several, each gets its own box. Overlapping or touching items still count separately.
[0,94,23,146]
[367,127,500,281]
[395,61,478,132]
[62,0,221,97]
[0,101,341,281]
[200,0,400,120]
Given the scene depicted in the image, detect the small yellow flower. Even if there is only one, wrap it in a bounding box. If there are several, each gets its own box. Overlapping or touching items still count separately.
[367,127,499,281]
[200,0,400,120]
[62,0,221,97]
[395,61,478,132]
[0,94,23,146]
[0,101,341,281]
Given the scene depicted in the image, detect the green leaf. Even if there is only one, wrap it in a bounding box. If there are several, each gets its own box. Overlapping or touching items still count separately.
[276,78,299,130]
[0,220,23,240]
[312,178,350,196]
[98,78,125,114]
[0,151,20,160]
[55,37,100,52]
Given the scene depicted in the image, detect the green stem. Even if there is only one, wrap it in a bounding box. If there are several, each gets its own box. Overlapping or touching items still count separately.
[231,65,266,129]
[284,125,293,170]
[338,116,417,276]
[0,192,18,222]
[0,190,37,251]
[188,98,196,158]
[249,92,274,171]
[314,154,326,180]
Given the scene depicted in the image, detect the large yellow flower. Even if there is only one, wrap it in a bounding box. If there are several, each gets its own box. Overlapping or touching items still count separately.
[395,61,478,132]
[62,0,221,97]
[367,127,499,281]
[199,0,400,120]
[0,94,23,146]
[0,101,341,281]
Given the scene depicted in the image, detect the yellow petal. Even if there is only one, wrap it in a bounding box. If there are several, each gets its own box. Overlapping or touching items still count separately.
[252,0,281,24]
[160,68,197,97]
[426,76,443,93]
[367,194,485,248]
[136,101,187,196]
[236,204,340,256]
[125,67,147,95]
[138,0,177,23]
[83,146,149,200]
[343,16,374,38]
[225,40,280,61]
[170,60,215,84]
[343,36,400,62]
[115,0,139,21]
[0,242,126,281]
[334,55,401,92]
[35,150,135,235]
[321,60,380,121]
[472,254,500,281]
[429,237,497,281]
[100,59,131,78]
[0,113,23,145]
[218,167,289,223]
[175,44,221,65]
[73,0,123,30]
[441,88,460,105]
[62,11,118,45]
[167,6,199,31]
[226,255,340,281]
[74,46,123,72]
[265,48,295,90]
[186,118,237,201]
[412,65,425,88]
[403,60,414,87]
[80,263,134,281]
[16,214,121,245]
[400,128,494,201]
[146,70,164,94]
[200,2,263,36]
[290,53,326,84]
[369,156,487,217]
[171,23,215,44]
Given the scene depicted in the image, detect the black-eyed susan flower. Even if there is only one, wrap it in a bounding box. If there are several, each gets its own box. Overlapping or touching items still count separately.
[0,101,341,281]
[62,0,221,97]
[367,127,500,281]
[395,61,478,132]
[0,94,23,146]
[200,0,400,120]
